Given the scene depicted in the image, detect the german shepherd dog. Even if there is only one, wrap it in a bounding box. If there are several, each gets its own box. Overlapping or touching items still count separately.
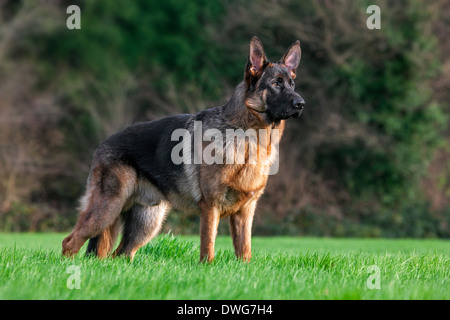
[62,37,305,262]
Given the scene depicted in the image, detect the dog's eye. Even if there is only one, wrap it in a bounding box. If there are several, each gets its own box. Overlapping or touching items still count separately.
[272,78,283,88]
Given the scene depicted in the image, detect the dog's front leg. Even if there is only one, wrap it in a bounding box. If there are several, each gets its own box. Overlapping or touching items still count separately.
[199,201,220,263]
[230,200,257,262]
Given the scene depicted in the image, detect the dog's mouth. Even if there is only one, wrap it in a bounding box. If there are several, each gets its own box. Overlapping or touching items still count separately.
[277,107,304,120]
[266,105,305,121]
[292,107,304,119]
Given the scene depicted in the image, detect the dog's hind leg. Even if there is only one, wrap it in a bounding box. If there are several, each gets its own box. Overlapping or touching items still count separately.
[62,164,136,258]
[114,202,170,261]
[85,218,121,258]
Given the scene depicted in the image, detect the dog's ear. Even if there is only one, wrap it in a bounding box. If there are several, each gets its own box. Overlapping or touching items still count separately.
[280,40,301,79]
[245,36,268,82]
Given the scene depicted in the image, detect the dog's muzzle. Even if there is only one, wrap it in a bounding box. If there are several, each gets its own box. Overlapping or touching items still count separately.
[292,98,305,119]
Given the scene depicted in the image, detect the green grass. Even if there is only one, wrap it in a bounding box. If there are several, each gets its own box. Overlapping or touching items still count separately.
[0,233,448,299]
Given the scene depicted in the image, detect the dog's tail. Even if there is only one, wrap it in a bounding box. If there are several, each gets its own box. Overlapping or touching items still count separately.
[85,219,121,258]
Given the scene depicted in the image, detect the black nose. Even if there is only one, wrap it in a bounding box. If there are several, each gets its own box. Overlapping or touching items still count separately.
[293,98,305,109]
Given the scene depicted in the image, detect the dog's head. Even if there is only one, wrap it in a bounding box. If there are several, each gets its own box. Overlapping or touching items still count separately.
[244,36,305,121]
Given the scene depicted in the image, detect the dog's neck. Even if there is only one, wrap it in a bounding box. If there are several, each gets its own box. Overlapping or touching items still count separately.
[221,81,283,131]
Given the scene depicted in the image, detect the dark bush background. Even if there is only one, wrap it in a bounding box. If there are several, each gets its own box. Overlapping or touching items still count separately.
[0,0,449,237]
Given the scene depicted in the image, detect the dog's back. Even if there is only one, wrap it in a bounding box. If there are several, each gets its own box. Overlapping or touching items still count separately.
[97,114,193,197]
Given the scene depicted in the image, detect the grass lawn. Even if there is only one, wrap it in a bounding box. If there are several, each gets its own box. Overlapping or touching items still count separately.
[0,233,448,299]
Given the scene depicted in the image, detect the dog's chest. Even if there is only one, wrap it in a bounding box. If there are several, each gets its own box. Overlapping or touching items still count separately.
[198,121,282,213]
[212,163,268,216]
[217,144,276,212]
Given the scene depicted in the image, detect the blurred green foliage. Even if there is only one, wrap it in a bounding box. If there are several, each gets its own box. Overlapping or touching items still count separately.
[0,0,448,237]
[44,0,228,96]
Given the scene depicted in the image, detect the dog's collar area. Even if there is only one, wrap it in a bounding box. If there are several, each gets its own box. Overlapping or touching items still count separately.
[272,119,282,128]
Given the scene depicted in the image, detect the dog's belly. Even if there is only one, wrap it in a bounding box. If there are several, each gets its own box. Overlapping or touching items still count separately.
[168,163,202,212]
[166,191,200,213]
[134,177,200,213]
[134,161,271,216]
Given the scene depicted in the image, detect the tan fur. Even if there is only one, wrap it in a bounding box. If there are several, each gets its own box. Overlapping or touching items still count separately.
[199,200,220,262]
[96,219,121,258]
[198,109,285,262]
